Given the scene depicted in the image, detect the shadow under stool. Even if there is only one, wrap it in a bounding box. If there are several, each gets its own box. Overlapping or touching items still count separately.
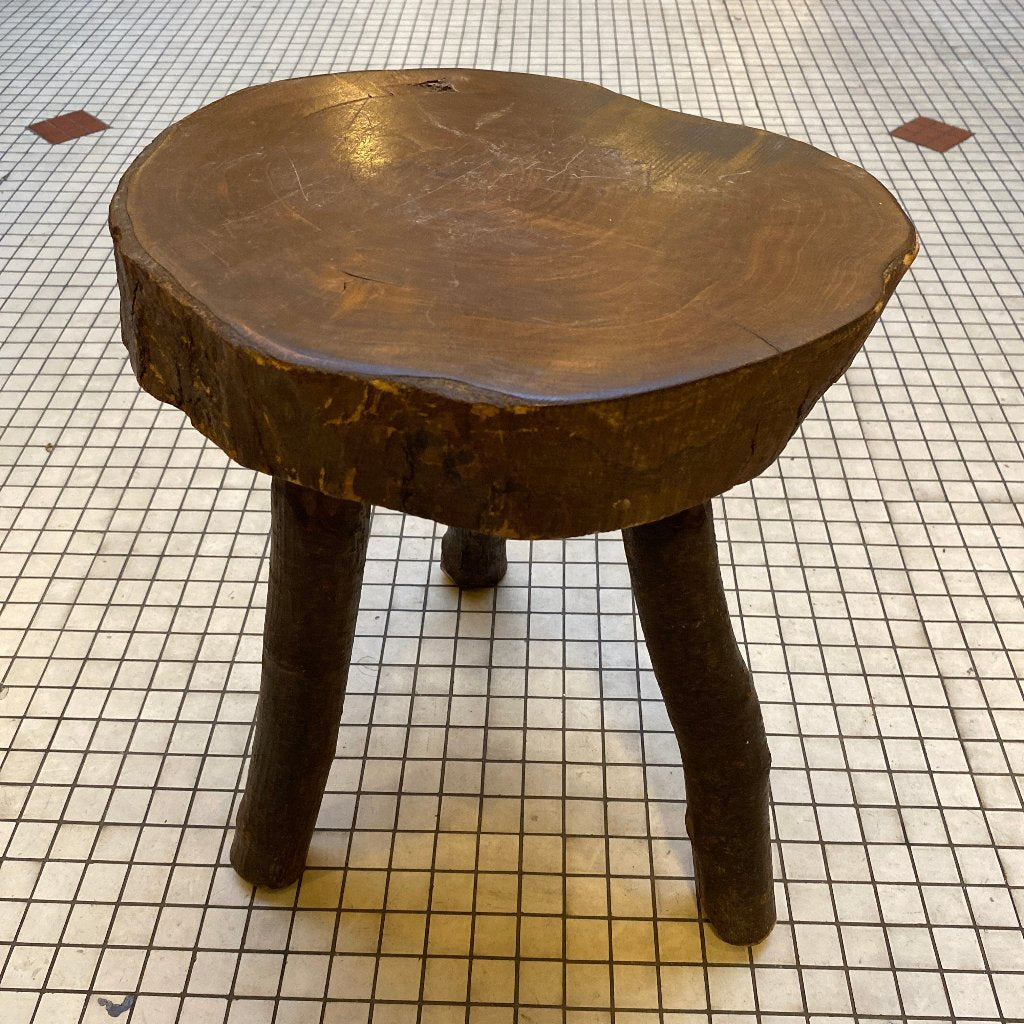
[109,67,917,945]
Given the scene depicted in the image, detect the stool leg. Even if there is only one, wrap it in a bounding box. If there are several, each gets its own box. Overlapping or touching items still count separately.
[441,527,507,587]
[230,478,370,888]
[622,502,775,945]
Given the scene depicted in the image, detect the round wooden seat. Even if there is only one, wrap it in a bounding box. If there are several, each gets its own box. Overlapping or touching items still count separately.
[110,67,916,539]
[110,70,917,947]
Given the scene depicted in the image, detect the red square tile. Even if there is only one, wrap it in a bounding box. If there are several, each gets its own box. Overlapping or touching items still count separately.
[890,116,972,152]
[29,110,108,144]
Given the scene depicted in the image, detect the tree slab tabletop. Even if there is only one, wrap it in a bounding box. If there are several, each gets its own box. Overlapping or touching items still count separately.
[110,68,917,538]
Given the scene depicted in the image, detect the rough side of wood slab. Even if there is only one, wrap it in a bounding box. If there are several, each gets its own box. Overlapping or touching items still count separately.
[109,228,896,538]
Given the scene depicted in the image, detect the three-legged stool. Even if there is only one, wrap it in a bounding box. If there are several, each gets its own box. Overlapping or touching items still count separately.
[110,68,917,944]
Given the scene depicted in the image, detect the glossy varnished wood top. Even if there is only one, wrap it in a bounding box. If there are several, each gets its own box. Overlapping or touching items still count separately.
[110,69,917,536]
[113,68,915,403]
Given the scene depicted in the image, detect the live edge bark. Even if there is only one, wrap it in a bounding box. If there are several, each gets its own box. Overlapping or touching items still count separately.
[441,527,508,587]
[230,479,370,888]
[623,502,776,945]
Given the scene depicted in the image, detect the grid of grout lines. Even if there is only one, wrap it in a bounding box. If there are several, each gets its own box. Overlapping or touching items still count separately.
[0,1,1022,1022]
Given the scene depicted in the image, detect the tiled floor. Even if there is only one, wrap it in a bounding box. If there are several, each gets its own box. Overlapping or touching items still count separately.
[1,0,1022,1021]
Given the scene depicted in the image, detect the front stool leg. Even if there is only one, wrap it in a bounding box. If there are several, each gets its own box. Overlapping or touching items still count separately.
[441,527,507,587]
[230,478,370,888]
[622,501,775,945]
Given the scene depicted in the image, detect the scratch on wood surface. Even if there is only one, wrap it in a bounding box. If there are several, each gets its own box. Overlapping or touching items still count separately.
[544,148,585,181]
[394,158,491,208]
[197,238,229,267]
[734,320,783,354]
[287,156,309,202]
[718,168,752,182]
[342,269,389,285]
[476,104,513,129]
[306,94,375,116]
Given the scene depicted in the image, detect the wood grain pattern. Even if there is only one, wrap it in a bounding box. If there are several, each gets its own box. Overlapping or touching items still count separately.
[623,502,775,945]
[110,68,917,538]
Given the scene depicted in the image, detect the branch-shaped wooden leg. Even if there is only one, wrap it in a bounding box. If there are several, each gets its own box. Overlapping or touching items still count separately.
[230,478,370,888]
[441,527,507,587]
[623,501,775,945]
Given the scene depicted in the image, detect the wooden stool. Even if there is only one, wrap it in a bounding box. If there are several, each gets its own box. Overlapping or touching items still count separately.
[109,69,917,946]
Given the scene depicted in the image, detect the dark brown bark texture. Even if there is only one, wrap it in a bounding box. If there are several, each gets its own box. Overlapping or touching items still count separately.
[623,502,775,945]
[441,527,508,587]
[229,479,370,888]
